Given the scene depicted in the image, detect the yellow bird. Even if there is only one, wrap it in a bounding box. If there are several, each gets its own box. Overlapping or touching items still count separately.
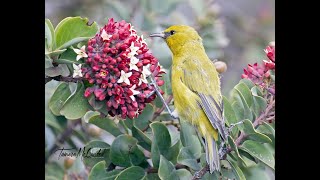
[150,25,227,173]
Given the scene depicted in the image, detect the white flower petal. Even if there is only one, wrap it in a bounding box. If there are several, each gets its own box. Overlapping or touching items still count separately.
[124,78,131,85]
[76,55,81,61]
[142,65,151,77]
[101,29,112,41]
[126,72,132,77]
[117,78,124,83]
[130,95,136,101]
[73,63,78,69]
[130,64,139,71]
[73,48,81,54]
[80,45,86,52]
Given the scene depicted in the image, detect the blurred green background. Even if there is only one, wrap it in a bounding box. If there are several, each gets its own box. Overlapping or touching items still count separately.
[45,0,274,96]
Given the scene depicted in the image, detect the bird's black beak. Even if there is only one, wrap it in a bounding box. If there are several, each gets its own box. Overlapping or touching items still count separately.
[149,32,168,39]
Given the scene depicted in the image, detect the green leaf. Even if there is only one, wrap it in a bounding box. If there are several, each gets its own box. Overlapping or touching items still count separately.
[110,135,145,167]
[180,119,202,159]
[177,147,201,170]
[240,140,275,169]
[132,125,152,151]
[45,64,70,77]
[60,82,90,119]
[150,122,172,168]
[146,173,160,180]
[226,158,246,180]
[55,16,98,50]
[251,86,263,97]
[158,155,178,180]
[235,82,253,107]
[134,104,154,130]
[242,164,272,180]
[223,96,236,126]
[45,111,62,132]
[251,96,267,118]
[45,162,64,180]
[166,140,180,164]
[223,96,239,137]
[83,140,110,168]
[82,111,100,123]
[203,170,219,180]
[88,161,121,180]
[239,79,255,90]
[241,119,272,143]
[227,136,246,166]
[54,58,80,64]
[45,19,55,51]
[231,101,244,131]
[257,121,275,137]
[89,115,122,137]
[58,37,92,50]
[115,166,146,180]
[232,87,253,122]
[48,82,71,116]
[45,49,67,56]
[176,169,193,180]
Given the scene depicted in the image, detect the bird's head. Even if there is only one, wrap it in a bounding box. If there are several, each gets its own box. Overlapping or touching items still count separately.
[150,25,202,55]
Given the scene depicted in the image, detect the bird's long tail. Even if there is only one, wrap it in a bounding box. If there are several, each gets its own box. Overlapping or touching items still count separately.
[205,132,220,173]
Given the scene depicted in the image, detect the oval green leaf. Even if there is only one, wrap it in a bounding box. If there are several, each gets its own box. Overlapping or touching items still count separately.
[180,119,202,159]
[134,104,154,130]
[177,147,201,170]
[83,140,110,168]
[132,125,152,151]
[45,19,55,51]
[235,82,253,107]
[241,119,272,143]
[55,16,98,50]
[226,158,246,180]
[60,82,91,120]
[223,96,239,137]
[228,136,246,166]
[88,161,121,180]
[48,82,71,116]
[150,122,172,168]
[110,135,145,167]
[240,79,255,90]
[89,115,122,137]
[158,155,176,180]
[82,111,100,123]
[240,140,275,169]
[176,169,193,180]
[115,166,146,180]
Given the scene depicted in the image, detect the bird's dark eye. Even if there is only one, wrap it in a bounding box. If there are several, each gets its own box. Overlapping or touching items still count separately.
[170,30,175,35]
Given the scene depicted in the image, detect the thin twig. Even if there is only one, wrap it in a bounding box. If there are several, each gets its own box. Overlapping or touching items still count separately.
[192,164,209,180]
[45,76,84,84]
[46,119,81,163]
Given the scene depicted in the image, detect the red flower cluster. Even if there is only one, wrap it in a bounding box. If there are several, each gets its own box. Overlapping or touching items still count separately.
[241,43,275,91]
[82,18,165,119]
